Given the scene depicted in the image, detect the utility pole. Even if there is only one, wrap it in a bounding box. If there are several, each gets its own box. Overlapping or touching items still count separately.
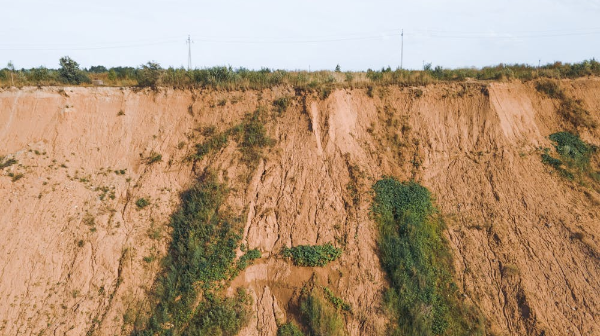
[401,29,404,70]
[186,35,193,70]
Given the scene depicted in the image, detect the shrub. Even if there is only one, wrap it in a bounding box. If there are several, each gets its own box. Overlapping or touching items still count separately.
[137,61,163,88]
[58,56,89,85]
[278,322,305,336]
[542,132,598,182]
[0,158,17,169]
[282,243,342,267]
[323,287,351,312]
[145,152,162,164]
[11,173,24,182]
[191,109,273,166]
[237,249,261,270]
[135,198,150,209]
[273,97,291,114]
[549,132,594,166]
[536,80,564,99]
[133,174,252,335]
[372,178,484,336]
[299,287,347,336]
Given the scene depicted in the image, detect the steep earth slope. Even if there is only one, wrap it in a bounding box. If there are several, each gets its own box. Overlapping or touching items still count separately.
[0,79,599,335]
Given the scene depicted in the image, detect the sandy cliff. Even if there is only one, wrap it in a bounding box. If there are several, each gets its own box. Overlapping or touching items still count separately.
[0,79,599,335]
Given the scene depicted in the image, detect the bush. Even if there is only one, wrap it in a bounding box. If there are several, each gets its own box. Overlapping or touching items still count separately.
[372,178,484,336]
[549,132,594,166]
[299,287,347,336]
[137,61,163,87]
[536,80,564,99]
[273,97,291,114]
[283,243,342,267]
[145,152,162,164]
[237,249,261,270]
[278,322,305,336]
[58,56,89,85]
[133,174,254,335]
[135,198,150,209]
[542,132,598,182]
[0,157,17,169]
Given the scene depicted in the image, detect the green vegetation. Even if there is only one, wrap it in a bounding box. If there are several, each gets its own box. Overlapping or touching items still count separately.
[322,287,351,312]
[191,109,274,166]
[145,152,162,164]
[3,57,600,89]
[282,243,342,267]
[372,178,484,336]
[58,56,90,85]
[535,80,596,129]
[0,157,17,169]
[278,322,305,336]
[541,132,599,183]
[237,249,261,270]
[273,96,292,114]
[135,198,150,209]
[132,174,257,335]
[298,286,348,336]
[137,62,163,88]
[10,173,24,182]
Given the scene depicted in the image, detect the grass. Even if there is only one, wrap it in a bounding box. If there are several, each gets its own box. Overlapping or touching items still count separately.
[132,173,257,335]
[0,158,17,169]
[372,178,485,336]
[282,243,342,267]
[4,59,600,89]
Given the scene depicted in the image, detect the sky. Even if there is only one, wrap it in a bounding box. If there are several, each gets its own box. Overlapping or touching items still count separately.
[2,0,600,71]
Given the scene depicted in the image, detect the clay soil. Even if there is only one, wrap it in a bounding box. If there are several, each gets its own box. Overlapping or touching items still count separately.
[0,79,599,335]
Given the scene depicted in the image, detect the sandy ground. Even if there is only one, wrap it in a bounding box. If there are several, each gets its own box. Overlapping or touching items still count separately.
[0,79,599,335]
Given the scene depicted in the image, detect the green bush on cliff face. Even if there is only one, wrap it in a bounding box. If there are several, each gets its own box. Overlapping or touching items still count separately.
[542,132,598,182]
[372,178,484,336]
[192,108,274,166]
[278,322,305,336]
[132,173,256,336]
[299,287,347,336]
[283,243,342,267]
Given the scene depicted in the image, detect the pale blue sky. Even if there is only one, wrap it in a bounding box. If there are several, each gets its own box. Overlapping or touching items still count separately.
[2,0,600,70]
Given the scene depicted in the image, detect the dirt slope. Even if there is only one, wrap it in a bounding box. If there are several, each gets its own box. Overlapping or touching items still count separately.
[0,79,599,335]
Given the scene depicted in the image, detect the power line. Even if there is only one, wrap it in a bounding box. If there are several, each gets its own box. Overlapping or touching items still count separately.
[2,26,600,51]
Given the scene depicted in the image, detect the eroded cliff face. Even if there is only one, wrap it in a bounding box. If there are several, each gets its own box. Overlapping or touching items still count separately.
[1,79,599,335]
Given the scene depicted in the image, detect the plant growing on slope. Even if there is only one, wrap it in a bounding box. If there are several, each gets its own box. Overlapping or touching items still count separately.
[372,178,484,336]
[282,243,342,267]
[278,322,305,336]
[299,285,347,336]
[541,131,599,183]
[132,173,258,335]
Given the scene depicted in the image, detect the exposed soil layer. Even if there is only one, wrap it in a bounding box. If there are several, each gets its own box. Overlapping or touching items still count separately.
[0,79,599,335]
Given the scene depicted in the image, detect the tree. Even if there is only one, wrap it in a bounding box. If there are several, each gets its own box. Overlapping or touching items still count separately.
[88,65,108,73]
[137,61,163,87]
[7,61,14,86]
[58,56,89,84]
[335,64,341,72]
